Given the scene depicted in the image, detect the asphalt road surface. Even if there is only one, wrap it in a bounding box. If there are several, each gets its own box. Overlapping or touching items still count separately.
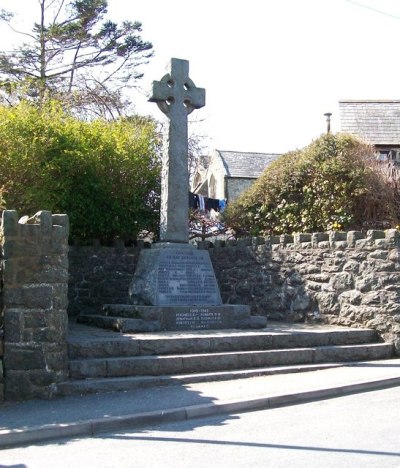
[1,386,399,468]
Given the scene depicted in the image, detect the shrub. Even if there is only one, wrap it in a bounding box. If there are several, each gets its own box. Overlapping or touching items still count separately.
[224,133,397,236]
[0,101,161,241]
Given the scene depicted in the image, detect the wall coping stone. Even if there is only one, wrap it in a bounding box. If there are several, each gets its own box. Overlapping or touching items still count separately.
[197,229,400,251]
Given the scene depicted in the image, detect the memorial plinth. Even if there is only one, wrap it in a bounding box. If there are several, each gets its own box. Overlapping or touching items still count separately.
[100,303,253,332]
[127,242,258,331]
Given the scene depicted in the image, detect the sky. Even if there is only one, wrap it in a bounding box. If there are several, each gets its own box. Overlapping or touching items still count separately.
[1,0,400,154]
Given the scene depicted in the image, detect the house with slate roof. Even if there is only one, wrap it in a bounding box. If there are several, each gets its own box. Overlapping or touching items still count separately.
[192,150,281,203]
[339,100,400,161]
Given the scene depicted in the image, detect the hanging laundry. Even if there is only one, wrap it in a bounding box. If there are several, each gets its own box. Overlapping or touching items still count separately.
[198,194,205,211]
[189,192,199,209]
[205,197,220,212]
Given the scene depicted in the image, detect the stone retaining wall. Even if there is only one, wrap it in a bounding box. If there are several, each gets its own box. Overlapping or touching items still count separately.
[1,210,69,400]
[67,230,400,354]
[68,241,146,316]
[203,230,400,354]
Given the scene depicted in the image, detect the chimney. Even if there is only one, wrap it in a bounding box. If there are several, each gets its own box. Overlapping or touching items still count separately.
[324,113,332,134]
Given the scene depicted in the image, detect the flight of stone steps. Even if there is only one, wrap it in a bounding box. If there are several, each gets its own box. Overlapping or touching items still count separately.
[57,322,394,396]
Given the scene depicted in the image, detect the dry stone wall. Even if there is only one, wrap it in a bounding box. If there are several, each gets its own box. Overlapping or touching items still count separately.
[204,230,400,355]
[1,210,69,400]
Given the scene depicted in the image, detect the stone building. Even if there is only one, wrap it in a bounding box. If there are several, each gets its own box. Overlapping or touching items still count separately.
[339,100,400,161]
[192,149,281,203]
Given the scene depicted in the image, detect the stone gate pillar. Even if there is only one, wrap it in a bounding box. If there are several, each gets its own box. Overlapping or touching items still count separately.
[1,210,69,400]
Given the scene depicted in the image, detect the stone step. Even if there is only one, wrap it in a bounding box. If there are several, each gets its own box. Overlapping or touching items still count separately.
[68,343,393,379]
[67,327,379,359]
[77,309,267,333]
[57,362,345,396]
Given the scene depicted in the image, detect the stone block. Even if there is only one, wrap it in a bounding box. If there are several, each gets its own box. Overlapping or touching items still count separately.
[361,291,382,306]
[52,213,69,232]
[106,357,159,377]
[4,343,46,370]
[2,210,19,236]
[36,210,53,236]
[3,309,24,342]
[24,326,66,345]
[294,233,311,244]
[4,370,33,400]
[46,350,68,377]
[343,260,360,273]
[2,240,21,260]
[312,232,329,245]
[22,309,47,328]
[375,239,389,248]
[53,284,69,309]
[4,370,57,400]
[68,340,140,359]
[355,273,380,292]
[339,290,362,306]
[347,231,364,247]
[388,249,400,262]
[315,292,340,314]
[385,229,400,247]
[69,359,107,379]
[17,224,42,243]
[307,273,330,283]
[4,285,53,309]
[367,230,385,240]
[318,241,330,249]
[329,272,354,293]
[280,234,294,245]
[329,231,347,242]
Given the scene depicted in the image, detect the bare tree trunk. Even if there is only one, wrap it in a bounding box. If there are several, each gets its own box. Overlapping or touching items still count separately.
[39,0,47,104]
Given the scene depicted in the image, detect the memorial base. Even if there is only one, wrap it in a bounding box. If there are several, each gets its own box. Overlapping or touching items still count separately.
[76,242,267,333]
[77,303,267,333]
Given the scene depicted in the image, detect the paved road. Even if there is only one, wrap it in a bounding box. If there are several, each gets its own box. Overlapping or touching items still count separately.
[1,386,399,468]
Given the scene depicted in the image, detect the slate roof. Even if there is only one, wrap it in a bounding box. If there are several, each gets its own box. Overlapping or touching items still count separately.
[215,150,281,178]
[339,100,400,146]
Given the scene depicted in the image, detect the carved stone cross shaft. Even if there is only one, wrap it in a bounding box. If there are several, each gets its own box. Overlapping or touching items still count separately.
[149,58,205,243]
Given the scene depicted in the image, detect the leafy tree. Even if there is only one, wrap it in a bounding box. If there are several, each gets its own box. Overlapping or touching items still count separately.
[0,0,153,118]
[224,133,397,236]
[0,100,161,241]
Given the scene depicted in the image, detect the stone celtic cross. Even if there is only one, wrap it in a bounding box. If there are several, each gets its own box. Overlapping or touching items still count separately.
[149,58,205,243]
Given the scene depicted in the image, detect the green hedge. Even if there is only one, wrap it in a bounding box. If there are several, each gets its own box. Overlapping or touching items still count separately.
[224,133,396,235]
[0,101,161,241]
